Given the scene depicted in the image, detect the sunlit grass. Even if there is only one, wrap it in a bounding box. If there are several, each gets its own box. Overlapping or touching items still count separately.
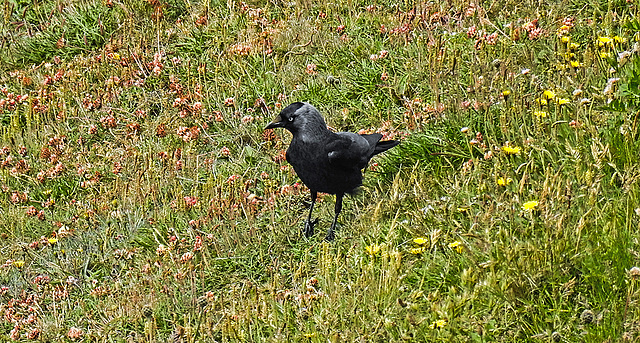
[0,0,639,341]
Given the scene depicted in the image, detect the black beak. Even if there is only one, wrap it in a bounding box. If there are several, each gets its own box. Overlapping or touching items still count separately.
[264,114,284,130]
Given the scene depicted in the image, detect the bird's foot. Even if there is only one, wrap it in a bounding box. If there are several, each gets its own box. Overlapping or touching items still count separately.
[325,230,335,242]
[304,218,319,238]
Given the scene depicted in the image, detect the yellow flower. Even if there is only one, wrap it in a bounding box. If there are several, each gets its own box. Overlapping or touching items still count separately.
[558,98,570,105]
[448,241,464,253]
[613,35,626,43]
[457,207,469,213]
[502,146,521,155]
[560,36,570,43]
[431,319,447,329]
[600,52,612,58]
[533,110,547,117]
[365,244,381,256]
[497,177,513,186]
[13,260,25,268]
[522,200,539,211]
[502,90,511,97]
[303,333,316,338]
[598,36,613,46]
[409,247,425,254]
[536,98,548,106]
[48,238,58,244]
[543,90,556,99]
[570,60,582,67]
[569,42,580,50]
[413,237,428,245]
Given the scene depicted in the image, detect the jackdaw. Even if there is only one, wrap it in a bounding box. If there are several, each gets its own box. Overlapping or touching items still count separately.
[265,102,400,240]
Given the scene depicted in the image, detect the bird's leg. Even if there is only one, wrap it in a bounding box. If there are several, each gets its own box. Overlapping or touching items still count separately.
[304,191,319,238]
[326,193,343,241]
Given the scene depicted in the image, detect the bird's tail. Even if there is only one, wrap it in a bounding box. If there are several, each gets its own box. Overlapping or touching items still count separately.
[372,140,400,156]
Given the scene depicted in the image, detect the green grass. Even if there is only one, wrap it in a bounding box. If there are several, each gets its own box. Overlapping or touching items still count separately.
[0,0,640,341]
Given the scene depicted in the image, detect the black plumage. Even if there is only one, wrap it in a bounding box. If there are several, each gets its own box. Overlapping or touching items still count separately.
[265,102,400,240]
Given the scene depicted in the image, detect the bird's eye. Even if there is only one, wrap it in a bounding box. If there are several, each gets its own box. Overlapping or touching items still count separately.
[288,116,294,122]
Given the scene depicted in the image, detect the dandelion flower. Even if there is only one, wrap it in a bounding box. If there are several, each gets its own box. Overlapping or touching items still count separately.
[558,98,570,105]
[409,247,425,254]
[502,145,521,155]
[570,60,582,67]
[613,35,626,43]
[536,98,548,106]
[48,238,58,244]
[413,237,428,245]
[13,260,24,268]
[560,36,570,43]
[431,319,448,329]
[497,177,512,186]
[543,90,556,99]
[365,244,382,256]
[522,200,539,211]
[502,90,511,97]
[448,241,464,253]
[533,110,547,117]
[598,36,613,46]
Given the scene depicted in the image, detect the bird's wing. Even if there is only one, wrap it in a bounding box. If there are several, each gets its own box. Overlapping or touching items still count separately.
[327,132,375,169]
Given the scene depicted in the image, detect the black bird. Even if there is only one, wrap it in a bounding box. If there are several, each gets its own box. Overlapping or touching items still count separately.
[265,102,399,240]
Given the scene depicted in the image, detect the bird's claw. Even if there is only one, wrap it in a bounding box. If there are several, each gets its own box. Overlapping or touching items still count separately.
[304,218,319,238]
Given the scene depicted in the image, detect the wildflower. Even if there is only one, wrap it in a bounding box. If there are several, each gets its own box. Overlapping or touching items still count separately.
[536,98,547,106]
[543,90,555,99]
[579,98,591,105]
[599,51,612,58]
[570,60,582,67]
[521,68,531,75]
[560,36,570,43]
[380,72,389,81]
[365,244,382,256]
[613,35,626,43]
[630,266,640,280]
[431,319,447,329]
[558,98,570,105]
[522,200,539,211]
[569,42,579,50]
[48,237,58,244]
[220,146,230,156]
[448,241,463,253]
[305,63,318,75]
[409,247,425,254]
[13,260,24,268]
[502,145,521,155]
[413,237,428,245]
[502,90,511,97]
[598,36,613,46]
[572,89,583,97]
[497,177,512,186]
[67,327,83,339]
[533,110,547,117]
[460,127,470,133]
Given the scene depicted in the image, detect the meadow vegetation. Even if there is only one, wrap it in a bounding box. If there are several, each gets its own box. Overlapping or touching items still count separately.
[0,0,640,341]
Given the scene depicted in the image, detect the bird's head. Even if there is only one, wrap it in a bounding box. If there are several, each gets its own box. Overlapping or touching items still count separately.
[264,102,326,134]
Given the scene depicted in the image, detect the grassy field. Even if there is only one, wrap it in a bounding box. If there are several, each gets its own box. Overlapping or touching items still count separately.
[1,0,640,341]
